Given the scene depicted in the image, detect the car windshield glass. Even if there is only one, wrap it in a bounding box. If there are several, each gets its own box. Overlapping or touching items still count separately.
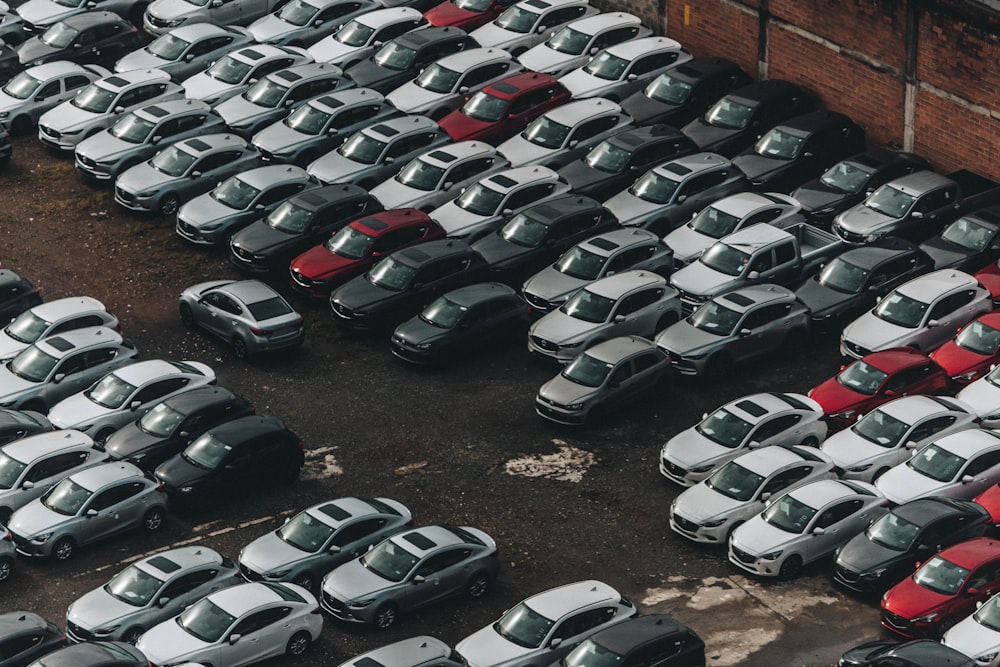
[85,372,137,409]
[208,56,252,84]
[563,638,623,667]
[866,511,920,551]
[688,205,741,239]
[956,319,1000,356]
[285,105,330,134]
[420,296,466,329]
[584,141,629,173]
[138,402,185,437]
[326,225,374,259]
[4,311,49,344]
[820,160,873,194]
[43,478,91,516]
[912,555,969,596]
[941,216,994,252]
[335,19,374,46]
[247,297,292,320]
[146,33,191,60]
[454,0,490,9]
[555,245,605,280]
[415,62,460,94]
[245,79,289,108]
[501,213,547,247]
[908,443,966,483]
[689,299,741,335]
[1,72,41,100]
[39,22,78,48]
[762,493,817,533]
[817,257,868,295]
[629,170,678,205]
[523,116,570,149]
[0,452,26,490]
[643,73,692,104]
[277,0,319,25]
[463,90,508,122]
[151,145,197,177]
[267,201,313,233]
[211,176,261,209]
[104,564,165,607]
[546,26,589,54]
[851,408,909,448]
[71,84,116,113]
[456,181,504,216]
[975,596,1000,633]
[874,291,928,328]
[986,364,1000,389]
[8,345,57,383]
[695,408,752,448]
[110,113,157,143]
[360,537,419,581]
[52,0,85,8]
[183,0,210,7]
[865,184,915,218]
[584,52,629,80]
[705,461,765,502]
[495,6,540,32]
[277,510,335,552]
[373,41,416,70]
[704,97,752,129]
[369,256,416,291]
[754,128,804,159]
[338,133,387,164]
[494,602,555,649]
[396,158,445,190]
[835,360,888,395]
[562,352,612,388]
[560,288,616,323]
[177,599,236,643]
[699,242,750,276]
[183,433,230,470]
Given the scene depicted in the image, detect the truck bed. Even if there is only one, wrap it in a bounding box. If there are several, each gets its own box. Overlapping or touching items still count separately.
[782,222,844,261]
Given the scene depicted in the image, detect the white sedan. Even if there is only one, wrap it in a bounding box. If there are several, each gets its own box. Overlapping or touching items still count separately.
[958,365,1000,428]
[942,592,1000,667]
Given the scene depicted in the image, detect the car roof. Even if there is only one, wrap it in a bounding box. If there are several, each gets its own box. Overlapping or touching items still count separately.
[656,151,730,178]
[586,335,656,363]
[558,12,642,37]
[97,69,171,90]
[848,148,928,171]
[731,444,818,476]
[133,99,212,122]
[23,61,91,80]
[168,22,245,40]
[390,525,470,556]
[362,115,439,140]
[232,164,310,189]
[894,269,979,301]
[440,282,516,307]
[938,537,1000,570]
[884,169,955,194]
[292,183,369,210]
[588,614,692,654]
[586,270,664,298]
[106,359,201,384]
[965,206,1000,229]
[264,62,341,85]
[519,194,603,223]
[34,326,124,359]
[210,582,297,615]
[482,71,560,100]
[394,25,468,49]
[308,87,385,112]
[419,142,496,167]
[667,57,744,83]
[523,580,622,618]
[717,222,789,247]
[433,47,510,71]
[726,79,807,107]
[713,284,794,312]
[217,279,285,304]
[3,429,92,464]
[23,296,106,322]
[722,392,803,424]
[69,462,145,492]
[787,479,872,507]
[0,270,33,290]
[606,123,687,149]
[892,497,985,525]
[0,612,48,637]
[343,636,451,667]
[835,237,921,269]
[511,0,589,11]
[858,347,934,371]
[303,496,395,529]
[480,165,559,192]
[603,35,682,59]
[207,415,289,445]
[40,641,145,667]
[933,429,1000,457]
[876,395,964,423]
[542,98,621,126]
[176,133,249,155]
[161,385,240,412]
[578,228,660,257]
[354,6,423,27]
[135,546,224,577]
[58,10,124,28]
[355,208,433,233]
[230,44,302,64]
[710,192,794,217]
[770,110,857,136]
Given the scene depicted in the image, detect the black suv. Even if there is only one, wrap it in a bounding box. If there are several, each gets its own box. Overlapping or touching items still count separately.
[17,12,144,70]
[344,26,477,94]
[557,124,698,202]
[330,239,487,331]
[230,184,383,273]
[0,270,42,322]
[564,614,705,667]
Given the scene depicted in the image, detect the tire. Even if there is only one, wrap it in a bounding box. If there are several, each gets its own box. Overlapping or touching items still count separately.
[121,626,143,645]
[95,428,115,446]
[0,507,11,526]
[655,312,679,335]
[373,603,397,629]
[285,630,311,657]
[231,336,250,359]
[872,466,891,481]
[52,536,75,562]
[142,507,165,532]
[778,554,803,580]
[179,302,195,327]
[281,460,301,484]
[293,572,315,593]
[465,571,490,598]
[801,436,819,448]
[159,193,180,216]
[704,353,732,379]
[11,115,30,135]
[0,555,12,583]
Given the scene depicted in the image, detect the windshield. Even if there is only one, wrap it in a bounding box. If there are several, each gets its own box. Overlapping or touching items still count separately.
[146,33,191,60]
[754,128,804,159]
[523,116,570,149]
[0,452,26,490]
[908,443,966,483]
[326,225,374,259]
[84,372,137,410]
[267,201,313,234]
[495,6,540,32]
[836,360,888,395]
[851,408,909,448]
[1,72,41,100]
[286,105,330,134]
[244,79,289,108]
[373,41,416,71]
[138,402,185,437]
[494,602,555,649]
[183,433,230,470]
[71,84,116,114]
[700,242,751,276]
[415,62,460,94]
[151,145,197,177]
[177,599,236,643]
[629,170,679,205]
[874,291,928,328]
[644,73,692,104]
[182,0,211,7]
[762,493,817,533]
[820,160,873,194]
[43,478,91,516]
[277,0,319,26]
[211,176,261,210]
[689,300,741,336]
[368,257,416,291]
[39,21,78,48]
[396,158,444,191]
[866,511,920,551]
[105,565,165,607]
[695,408,752,448]
[956,319,1000,356]
[865,185,916,218]
[817,257,868,294]
[52,0,85,8]
[584,52,629,80]
[7,345,57,383]
[456,181,504,216]
[420,297,466,329]
[360,538,418,581]
[912,555,969,596]
[562,352,612,388]
[689,205,741,239]
[546,26,589,54]
[207,56,252,85]
[704,97,752,129]
[4,311,49,344]
[463,91,508,122]
[454,0,490,9]
[975,596,1000,632]
[941,216,995,252]
[338,133,386,164]
[560,289,615,324]
[277,510,335,552]
[111,113,157,144]
[555,246,606,280]
[706,461,765,502]
[501,213,547,247]
[247,297,291,321]
[563,639,623,667]
[584,141,629,173]
[335,19,375,47]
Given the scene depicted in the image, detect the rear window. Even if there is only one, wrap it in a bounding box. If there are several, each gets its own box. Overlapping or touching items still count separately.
[444,525,484,546]
[247,297,293,321]
[263,581,306,603]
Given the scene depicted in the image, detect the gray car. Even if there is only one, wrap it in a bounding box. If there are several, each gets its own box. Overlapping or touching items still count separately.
[114,23,255,82]
[308,7,427,69]
[339,636,464,667]
[144,0,287,35]
[517,12,650,78]
[558,36,692,101]
[238,496,412,592]
[75,99,224,181]
[16,0,146,34]
[180,44,312,106]
[0,61,107,133]
[7,461,167,560]
[247,0,377,46]
[65,545,241,644]
[0,326,139,413]
[114,133,261,215]
[468,0,597,57]
[535,335,669,425]
[0,296,119,363]
[0,521,13,582]
[179,279,306,358]
[319,524,500,629]
[176,164,314,246]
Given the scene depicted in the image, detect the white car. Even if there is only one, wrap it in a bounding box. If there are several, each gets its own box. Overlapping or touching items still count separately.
[307,7,426,67]
[245,0,376,46]
[820,395,979,482]
[517,12,649,78]
[144,0,286,35]
[469,0,597,56]
[660,392,828,487]
[0,296,118,363]
[0,61,108,133]
[840,269,994,360]
[728,478,887,579]
[957,365,1000,428]
[136,581,322,666]
[558,36,692,101]
[180,44,312,106]
[669,444,836,545]
[942,592,1000,667]
[875,429,1000,505]
[455,580,637,667]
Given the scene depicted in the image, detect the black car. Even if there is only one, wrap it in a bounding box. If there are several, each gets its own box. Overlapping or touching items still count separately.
[0,612,65,667]
[838,639,974,667]
[471,195,619,285]
[0,270,42,323]
[230,184,383,273]
[795,237,933,331]
[22,641,148,667]
[792,148,931,228]
[344,26,476,94]
[391,282,527,363]
[330,239,488,331]
[557,124,698,202]
[0,409,50,446]
[833,497,991,594]
[680,79,815,157]
[154,415,303,503]
[919,206,1000,272]
[563,614,705,667]
[732,110,867,192]
[17,13,144,70]
[0,122,10,168]
[0,11,26,50]
[0,42,20,86]
[621,57,752,128]
[103,386,255,472]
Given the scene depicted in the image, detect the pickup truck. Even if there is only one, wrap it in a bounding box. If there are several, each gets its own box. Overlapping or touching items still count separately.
[832,169,1000,245]
[670,222,844,314]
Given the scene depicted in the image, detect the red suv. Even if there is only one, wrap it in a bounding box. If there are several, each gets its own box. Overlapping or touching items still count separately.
[424,0,518,30]
[439,72,572,144]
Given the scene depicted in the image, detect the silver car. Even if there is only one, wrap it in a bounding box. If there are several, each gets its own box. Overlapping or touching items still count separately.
[179,279,306,358]
[247,0,377,46]
[958,366,1000,428]
[144,0,287,35]
[7,461,167,560]
[0,61,107,133]
[0,296,119,363]
[114,23,254,82]
[238,496,412,592]
[307,7,426,69]
[517,12,650,78]
[339,636,464,667]
[558,36,692,101]
[15,0,145,35]
[180,44,312,106]
[469,0,597,56]
[66,545,240,644]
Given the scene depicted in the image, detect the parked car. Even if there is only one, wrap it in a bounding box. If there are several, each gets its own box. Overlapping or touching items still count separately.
[943,592,1000,665]
[424,0,517,30]
[561,613,705,667]
[65,545,241,644]
[337,636,465,667]
[308,7,427,67]
[320,524,500,628]
[16,0,144,33]
[344,25,476,94]
[0,408,51,447]
[468,0,597,56]
[0,611,65,662]
[179,280,305,358]
[17,13,142,70]
[957,365,1000,428]
[247,0,377,46]
[15,641,148,667]
[0,296,118,363]
[920,206,1000,272]
[144,0,287,34]
[180,44,311,106]
[0,525,11,583]
[558,36,691,101]
[0,61,107,134]
[518,11,650,78]
[839,639,975,667]
[238,496,412,591]
[114,23,255,82]
[930,311,1000,385]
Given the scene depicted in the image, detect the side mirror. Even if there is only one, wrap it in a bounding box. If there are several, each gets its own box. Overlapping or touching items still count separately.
[804,151,814,158]
[229,634,241,645]
[962,474,975,484]
[113,106,125,114]
[248,78,258,85]
[72,42,82,49]
[211,0,222,6]
[613,314,625,323]
[327,127,338,135]
[190,171,202,179]
[384,156,394,164]
[178,430,189,438]
[927,319,939,328]
[812,526,825,536]
[747,440,762,449]
[702,412,708,420]
[284,99,294,106]
[151,135,162,144]
[373,41,383,48]
[442,181,453,191]
[255,204,266,211]
[86,508,98,517]
[589,47,598,55]
[328,545,341,553]
[502,208,513,216]
[21,480,34,490]
[458,86,469,94]
[905,440,919,449]
[747,270,759,280]
[626,73,637,81]
[911,211,924,219]
[675,194,686,203]
[549,638,563,649]
[129,400,141,411]
[739,328,751,338]
[535,25,545,34]
[313,18,323,26]
[157,596,171,608]
[412,575,426,584]
[883,389,895,398]
[760,491,771,502]
[916,544,929,552]
[568,139,578,149]
[53,373,65,384]
[507,113,517,119]
[184,53,194,61]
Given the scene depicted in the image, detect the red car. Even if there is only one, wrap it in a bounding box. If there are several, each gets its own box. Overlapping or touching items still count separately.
[881,537,1000,638]
[424,0,518,30]
[930,311,1000,386]
[807,348,951,431]
[975,484,1000,525]
[288,209,445,298]
[438,72,572,144]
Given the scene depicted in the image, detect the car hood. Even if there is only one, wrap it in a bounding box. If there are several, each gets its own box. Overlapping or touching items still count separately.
[932,342,984,378]
[795,276,857,318]
[518,45,579,77]
[155,453,211,489]
[307,150,369,184]
[558,68,610,98]
[67,587,141,631]
[663,224,714,265]
[884,575,953,620]
[957,380,1000,418]
[248,14,296,42]
[682,119,739,151]
[17,37,64,65]
[425,3,479,28]
[537,372,597,406]
[177,193,242,228]
[602,190,659,227]
[732,153,789,183]
[622,93,674,125]
[182,72,239,103]
[385,82,447,114]
[792,181,853,215]
[558,161,610,194]
[662,428,731,469]
[240,532,311,574]
[116,161,176,194]
[672,482,742,523]
[0,365,42,402]
[307,36,363,64]
[48,392,112,429]
[652,319,716,357]
[345,59,397,90]
[876,464,953,505]
[471,233,527,266]
[13,0,70,27]
[0,331,27,361]
[943,616,1000,661]
[521,266,586,304]
[322,558,391,599]
[807,377,867,414]
[332,276,399,312]
[439,111,495,142]
[291,244,359,280]
[835,204,898,235]
[76,132,141,163]
[9,498,69,538]
[457,625,535,667]
[137,617,211,666]
[104,424,164,460]
[115,49,170,73]
[920,237,973,270]
[370,179,425,209]
[529,310,597,345]
[232,220,298,255]
[394,314,454,345]
[0,90,32,114]
[731,515,802,557]
[147,0,199,22]
[215,94,269,126]
[669,260,733,298]
[835,531,910,575]
[497,134,553,167]
[820,429,896,470]
[469,22,518,49]
[841,313,913,354]
[430,200,490,236]
[252,121,309,153]
[40,101,101,133]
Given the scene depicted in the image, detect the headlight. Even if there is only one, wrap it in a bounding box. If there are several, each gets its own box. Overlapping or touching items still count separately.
[913,612,938,623]
[846,463,871,472]
[860,568,887,580]
[689,464,714,473]
[0,112,8,119]
[560,341,583,349]
[977,652,999,663]
[61,128,84,136]
[201,222,223,231]
[94,624,120,636]
[702,518,726,528]
[77,424,94,432]
[759,550,783,560]
[135,190,156,198]
[33,532,52,543]
[203,97,220,105]
[987,413,1000,421]
[685,352,708,360]
[347,598,376,608]
[178,486,194,493]
[830,410,856,420]
[265,569,291,579]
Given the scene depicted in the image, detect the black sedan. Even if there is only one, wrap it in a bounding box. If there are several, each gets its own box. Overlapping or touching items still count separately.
[16,641,148,667]
[0,408,50,446]
[563,614,705,667]
[17,12,144,70]
[344,26,476,94]
[0,611,65,667]
[838,639,974,667]
[833,497,991,594]
[919,206,1000,272]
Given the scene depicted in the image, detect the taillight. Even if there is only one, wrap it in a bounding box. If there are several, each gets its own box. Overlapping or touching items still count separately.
[249,326,267,335]
[2,530,11,542]
[155,482,165,492]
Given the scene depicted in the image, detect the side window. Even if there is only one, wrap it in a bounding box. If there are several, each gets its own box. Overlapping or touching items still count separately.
[570,115,619,144]
[25,450,88,482]
[214,294,243,315]
[541,5,586,28]
[50,314,105,334]
[415,548,470,576]
[327,199,368,223]
[681,170,726,196]
[189,36,224,57]
[632,352,660,374]
[81,346,119,369]
[373,226,427,253]
[751,414,801,441]
[376,20,420,43]
[774,241,796,265]
[195,152,230,174]
[608,362,633,385]
[232,608,291,636]
[553,607,617,640]
[135,83,168,105]
[97,22,123,39]
[332,104,381,129]
[320,1,362,20]
[748,249,775,274]
[175,114,206,134]
[386,134,435,159]
[134,377,190,405]
[64,75,92,91]
[592,26,638,50]
[509,88,551,115]
[254,58,294,79]
[331,517,389,547]
[260,182,308,207]
[36,81,60,100]
[162,570,217,598]
[461,62,511,89]
[814,499,864,529]
[629,51,680,76]
[0,634,44,660]
[89,481,143,512]
[929,290,975,320]
[916,187,957,213]
[909,415,958,442]
[448,157,495,184]
[616,288,663,316]
[506,183,555,211]
[964,450,1000,478]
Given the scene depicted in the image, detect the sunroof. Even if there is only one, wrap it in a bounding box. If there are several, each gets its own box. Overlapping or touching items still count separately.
[355,658,385,667]
[317,95,344,108]
[186,138,212,151]
[371,124,400,137]
[734,400,767,417]
[144,105,168,118]
[242,48,266,60]
[492,82,518,94]
[722,292,753,306]
[147,556,181,573]
[491,175,517,188]
[318,503,351,521]
[662,162,691,175]
[403,532,437,550]
[428,150,457,163]
[274,70,302,82]
[298,192,326,206]
[44,337,75,352]
[360,217,388,231]
[104,76,129,87]
[588,237,618,251]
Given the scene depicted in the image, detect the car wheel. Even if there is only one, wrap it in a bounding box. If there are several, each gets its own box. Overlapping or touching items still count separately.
[21,400,45,414]
[95,427,115,446]
[292,572,315,592]
[465,571,490,598]
[285,630,311,657]
[143,507,165,532]
[373,603,397,629]
[872,466,891,481]
[159,193,180,216]
[11,115,30,135]
[0,555,12,583]
[655,312,679,335]
[231,336,250,359]
[281,460,301,484]
[778,554,803,580]
[801,436,819,448]
[726,521,744,543]
[704,353,732,379]
[0,507,10,525]
[122,626,143,645]
[52,536,75,561]
[179,302,195,328]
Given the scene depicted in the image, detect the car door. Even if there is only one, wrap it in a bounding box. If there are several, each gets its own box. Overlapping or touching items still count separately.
[902,414,961,464]
[926,290,978,348]
[958,560,1000,616]
[79,481,139,544]
[547,606,621,662]
[399,547,472,612]
[611,287,664,337]
[957,448,1000,498]
[730,303,790,363]
[911,185,959,237]
[602,358,642,409]
[208,0,243,26]
[803,498,864,562]
[42,351,96,404]
[198,292,244,338]
[327,516,391,566]
[227,606,293,666]
[0,631,48,666]
[29,78,62,120]
[747,413,802,449]
[133,377,192,414]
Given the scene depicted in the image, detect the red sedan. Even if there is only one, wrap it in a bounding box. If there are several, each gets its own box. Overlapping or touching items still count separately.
[974,484,1000,525]
[807,348,951,431]
[288,209,445,299]
[930,311,1000,386]
[438,72,571,144]
[881,537,1000,638]
[424,0,518,30]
